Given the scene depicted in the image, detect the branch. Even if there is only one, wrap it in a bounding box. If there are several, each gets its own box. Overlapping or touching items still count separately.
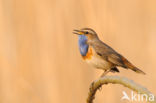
[86,76,156,103]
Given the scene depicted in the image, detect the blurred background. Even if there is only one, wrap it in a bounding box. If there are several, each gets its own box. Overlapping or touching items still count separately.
[0,0,156,103]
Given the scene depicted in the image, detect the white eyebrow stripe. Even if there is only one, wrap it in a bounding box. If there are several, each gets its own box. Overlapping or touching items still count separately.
[83,30,95,34]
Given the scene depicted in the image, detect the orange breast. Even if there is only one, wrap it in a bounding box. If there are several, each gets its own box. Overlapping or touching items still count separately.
[82,47,93,60]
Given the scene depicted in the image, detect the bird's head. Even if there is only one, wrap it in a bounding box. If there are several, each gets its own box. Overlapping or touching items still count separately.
[73,28,99,40]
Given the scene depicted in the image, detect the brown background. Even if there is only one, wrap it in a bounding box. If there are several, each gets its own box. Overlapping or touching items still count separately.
[0,0,156,103]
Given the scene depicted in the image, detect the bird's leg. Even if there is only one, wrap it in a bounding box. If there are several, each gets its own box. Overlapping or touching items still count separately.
[100,69,111,77]
[98,70,111,91]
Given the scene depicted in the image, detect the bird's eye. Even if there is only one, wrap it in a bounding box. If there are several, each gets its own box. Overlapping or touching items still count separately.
[85,31,89,34]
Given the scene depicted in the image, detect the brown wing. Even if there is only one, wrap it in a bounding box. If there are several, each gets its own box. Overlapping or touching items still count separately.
[93,40,145,74]
[107,53,126,67]
[93,41,126,67]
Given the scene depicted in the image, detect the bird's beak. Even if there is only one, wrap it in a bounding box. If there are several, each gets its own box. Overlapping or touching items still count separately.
[73,29,84,35]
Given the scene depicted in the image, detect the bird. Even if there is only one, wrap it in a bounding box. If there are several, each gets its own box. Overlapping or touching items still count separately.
[73,28,145,77]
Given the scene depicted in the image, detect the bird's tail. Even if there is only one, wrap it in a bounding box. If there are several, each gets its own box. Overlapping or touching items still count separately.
[122,58,146,75]
[130,67,146,75]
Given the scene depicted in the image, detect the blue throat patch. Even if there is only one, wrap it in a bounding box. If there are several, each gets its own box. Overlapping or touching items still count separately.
[78,35,89,56]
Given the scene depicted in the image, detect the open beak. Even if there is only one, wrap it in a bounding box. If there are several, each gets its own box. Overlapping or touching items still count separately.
[73,29,84,35]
